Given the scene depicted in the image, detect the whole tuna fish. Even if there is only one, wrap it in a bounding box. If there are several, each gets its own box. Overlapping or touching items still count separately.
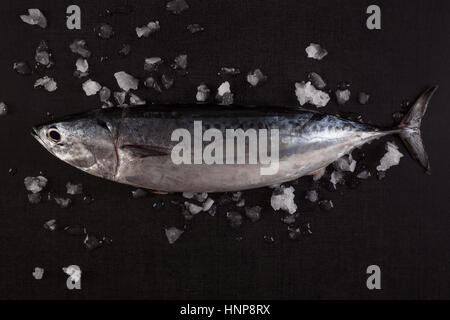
[32,87,437,192]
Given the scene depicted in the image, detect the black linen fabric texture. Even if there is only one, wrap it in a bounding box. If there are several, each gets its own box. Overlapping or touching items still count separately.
[0,0,449,299]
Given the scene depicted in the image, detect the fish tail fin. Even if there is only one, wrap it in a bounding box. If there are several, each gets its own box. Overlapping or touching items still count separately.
[398,86,438,174]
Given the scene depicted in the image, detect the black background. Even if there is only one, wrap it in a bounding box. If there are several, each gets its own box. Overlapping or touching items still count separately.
[0,0,449,300]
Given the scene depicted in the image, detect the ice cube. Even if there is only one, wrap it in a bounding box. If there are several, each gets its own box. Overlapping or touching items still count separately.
[308,72,326,89]
[330,170,344,189]
[194,192,208,203]
[83,235,101,250]
[43,219,57,231]
[171,54,188,70]
[82,79,102,96]
[335,89,351,105]
[202,198,215,211]
[187,24,204,33]
[99,86,111,102]
[358,92,370,105]
[24,176,48,193]
[295,81,330,108]
[20,9,47,28]
[218,67,241,76]
[161,74,174,89]
[165,227,184,244]
[207,204,217,216]
[166,0,189,14]
[32,267,44,280]
[357,170,371,179]
[216,81,234,105]
[66,182,83,195]
[114,91,127,105]
[0,102,7,116]
[305,43,328,60]
[54,197,72,208]
[236,199,245,207]
[136,21,160,38]
[34,76,57,92]
[226,211,243,228]
[376,142,404,172]
[305,190,318,203]
[96,23,114,39]
[28,193,42,204]
[13,61,31,75]
[144,57,163,72]
[76,58,89,73]
[270,186,298,214]
[144,77,162,93]
[63,265,81,283]
[196,83,210,102]
[129,93,146,105]
[114,71,138,91]
[245,206,262,222]
[231,191,242,202]
[69,39,91,58]
[334,154,356,172]
[246,69,267,87]
[182,192,194,199]
[185,201,203,215]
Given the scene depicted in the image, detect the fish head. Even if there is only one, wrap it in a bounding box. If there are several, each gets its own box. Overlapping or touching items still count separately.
[32,111,118,179]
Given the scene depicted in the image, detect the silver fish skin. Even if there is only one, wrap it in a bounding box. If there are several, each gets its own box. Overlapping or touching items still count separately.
[32,87,437,192]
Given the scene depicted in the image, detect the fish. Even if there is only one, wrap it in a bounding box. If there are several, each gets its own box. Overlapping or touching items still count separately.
[32,87,437,192]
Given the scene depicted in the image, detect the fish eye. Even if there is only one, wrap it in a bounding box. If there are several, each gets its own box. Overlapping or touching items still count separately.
[47,128,62,143]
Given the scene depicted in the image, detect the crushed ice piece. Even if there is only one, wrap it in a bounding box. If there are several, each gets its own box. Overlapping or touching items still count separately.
[165,227,184,244]
[313,167,326,181]
[245,206,261,222]
[70,39,91,58]
[96,23,114,39]
[0,102,7,116]
[82,79,102,96]
[357,170,371,179]
[144,57,163,72]
[377,142,404,172]
[185,201,203,215]
[99,86,111,102]
[194,192,208,203]
[358,92,370,105]
[161,74,174,89]
[270,186,297,214]
[64,225,87,236]
[330,170,344,189]
[166,0,189,14]
[129,93,146,105]
[281,214,297,225]
[305,190,318,203]
[305,43,328,60]
[84,235,101,250]
[226,211,243,228]
[308,72,326,89]
[76,58,89,73]
[231,191,242,202]
[118,44,131,57]
[246,69,267,87]
[32,267,44,280]
[218,67,240,76]
[24,176,48,193]
[144,77,162,93]
[196,83,210,102]
[202,198,214,211]
[55,197,72,208]
[28,193,42,204]
[66,182,82,195]
[263,235,276,244]
[34,76,57,92]
[182,192,194,199]
[44,219,57,231]
[20,9,47,28]
[207,204,217,216]
[13,61,31,75]
[236,199,245,207]
[216,81,234,105]
[187,24,204,33]
[319,199,334,211]
[334,154,356,172]
[132,188,148,198]
[63,265,81,283]
[136,21,160,38]
[35,41,53,67]
[114,91,127,105]
[335,89,351,105]
[171,54,188,70]
[114,71,138,91]
[295,81,330,108]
